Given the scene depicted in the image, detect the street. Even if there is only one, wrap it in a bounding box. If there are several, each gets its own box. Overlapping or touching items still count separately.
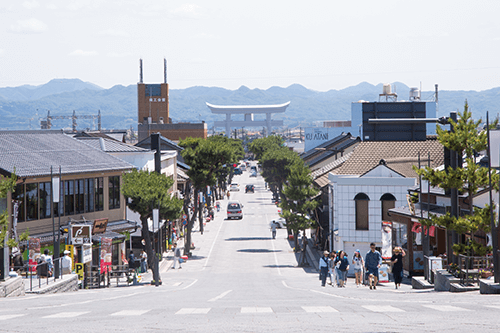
[1,168,499,333]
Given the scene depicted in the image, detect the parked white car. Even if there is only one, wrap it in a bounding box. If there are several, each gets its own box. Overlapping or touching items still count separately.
[229,183,240,191]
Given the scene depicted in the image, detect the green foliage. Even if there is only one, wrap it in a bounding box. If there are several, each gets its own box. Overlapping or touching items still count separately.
[415,102,499,256]
[280,163,319,234]
[0,173,17,248]
[248,136,284,160]
[121,169,183,221]
[261,147,302,194]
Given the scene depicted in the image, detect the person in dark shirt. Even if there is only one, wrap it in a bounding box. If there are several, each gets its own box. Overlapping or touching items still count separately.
[335,250,349,288]
[391,247,406,289]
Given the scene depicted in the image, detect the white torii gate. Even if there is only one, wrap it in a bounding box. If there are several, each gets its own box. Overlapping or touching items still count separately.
[206,102,290,137]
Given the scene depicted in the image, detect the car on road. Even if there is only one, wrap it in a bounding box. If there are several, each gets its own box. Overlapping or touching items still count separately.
[234,168,242,175]
[229,183,240,191]
[227,201,243,219]
[245,184,255,193]
[250,165,257,172]
[240,164,246,171]
[250,171,257,177]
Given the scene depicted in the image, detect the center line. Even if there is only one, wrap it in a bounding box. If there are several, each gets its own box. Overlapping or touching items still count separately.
[208,289,232,302]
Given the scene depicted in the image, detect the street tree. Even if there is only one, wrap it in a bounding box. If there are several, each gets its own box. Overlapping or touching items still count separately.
[0,173,16,248]
[261,146,302,198]
[415,103,499,257]
[248,135,284,161]
[121,169,183,276]
[280,163,319,264]
[180,136,243,256]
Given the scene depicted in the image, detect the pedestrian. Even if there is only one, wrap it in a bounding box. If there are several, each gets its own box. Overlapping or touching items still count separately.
[352,250,364,288]
[12,247,24,273]
[216,201,221,212]
[365,243,382,290]
[40,249,53,277]
[172,243,182,269]
[336,250,349,288]
[128,250,136,270]
[328,252,337,286]
[270,221,277,239]
[391,247,406,289]
[227,190,230,200]
[61,250,72,275]
[140,250,148,273]
[319,251,329,287]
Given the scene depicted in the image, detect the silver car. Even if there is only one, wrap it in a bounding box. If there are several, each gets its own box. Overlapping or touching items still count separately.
[227,201,243,219]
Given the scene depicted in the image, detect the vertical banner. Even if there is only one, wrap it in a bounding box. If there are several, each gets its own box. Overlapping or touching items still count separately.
[28,238,41,272]
[100,237,112,273]
[52,176,60,203]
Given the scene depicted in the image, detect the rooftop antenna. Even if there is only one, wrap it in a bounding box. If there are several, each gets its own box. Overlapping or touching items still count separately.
[164,58,167,84]
[139,58,143,83]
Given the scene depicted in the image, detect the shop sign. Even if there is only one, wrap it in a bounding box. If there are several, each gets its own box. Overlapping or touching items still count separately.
[71,225,91,245]
[93,218,108,234]
[75,263,84,280]
[100,237,112,274]
[82,244,92,264]
[28,238,41,272]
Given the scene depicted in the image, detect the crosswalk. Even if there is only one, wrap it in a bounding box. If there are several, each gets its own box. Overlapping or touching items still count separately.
[1,303,498,321]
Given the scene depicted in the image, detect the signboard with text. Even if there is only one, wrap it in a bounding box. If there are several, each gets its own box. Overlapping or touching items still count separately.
[71,225,91,245]
[92,218,108,234]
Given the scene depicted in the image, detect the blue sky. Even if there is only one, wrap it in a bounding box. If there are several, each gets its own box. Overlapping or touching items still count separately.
[1,0,500,92]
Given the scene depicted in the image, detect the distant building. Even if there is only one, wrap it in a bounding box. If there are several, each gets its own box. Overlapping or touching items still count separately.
[304,84,437,151]
[137,59,207,142]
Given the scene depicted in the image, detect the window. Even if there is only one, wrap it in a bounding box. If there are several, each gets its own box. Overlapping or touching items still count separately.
[65,180,74,216]
[354,193,370,230]
[95,177,104,211]
[108,176,120,210]
[25,183,38,221]
[75,179,85,214]
[380,193,396,221]
[85,178,95,213]
[39,182,51,219]
[12,184,25,222]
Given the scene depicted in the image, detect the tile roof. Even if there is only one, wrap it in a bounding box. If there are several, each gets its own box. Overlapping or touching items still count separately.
[306,137,360,168]
[333,138,444,178]
[0,130,135,177]
[311,152,353,179]
[300,132,352,161]
[77,137,150,153]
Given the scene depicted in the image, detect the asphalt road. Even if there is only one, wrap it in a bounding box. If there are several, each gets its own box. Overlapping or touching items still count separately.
[1,166,500,332]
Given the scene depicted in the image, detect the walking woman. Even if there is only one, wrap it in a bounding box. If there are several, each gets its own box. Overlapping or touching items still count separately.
[391,247,406,289]
[328,252,337,286]
[336,250,349,288]
[352,250,364,288]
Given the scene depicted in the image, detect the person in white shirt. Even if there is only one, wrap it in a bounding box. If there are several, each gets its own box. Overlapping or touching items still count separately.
[352,249,364,287]
[61,250,72,274]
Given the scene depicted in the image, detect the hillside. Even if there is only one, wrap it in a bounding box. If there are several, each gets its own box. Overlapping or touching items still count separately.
[0,79,497,131]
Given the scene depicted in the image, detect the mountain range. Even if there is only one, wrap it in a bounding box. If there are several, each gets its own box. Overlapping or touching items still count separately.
[1,79,498,131]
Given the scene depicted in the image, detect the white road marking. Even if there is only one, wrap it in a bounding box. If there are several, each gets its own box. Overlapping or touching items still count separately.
[173,282,182,286]
[241,307,273,313]
[363,305,405,313]
[302,306,338,313]
[110,310,150,316]
[423,305,470,312]
[175,308,211,314]
[485,305,500,310]
[181,279,198,290]
[43,312,89,318]
[208,289,232,302]
[0,314,25,321]
[202,210,226,271]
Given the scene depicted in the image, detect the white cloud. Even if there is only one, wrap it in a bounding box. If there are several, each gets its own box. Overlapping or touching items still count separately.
[171,4,203,19]
[66,0,101,11]
[98,29,129,37]
[0,49,4,57]
[193,32,218,40]
[107,52,132,58]
[69,49,98,56]
[8,18,47,34]
[22,1,40,9]
[46,3,57,9]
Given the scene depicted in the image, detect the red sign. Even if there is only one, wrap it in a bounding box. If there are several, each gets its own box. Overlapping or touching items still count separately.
[100,237,112,273]
[412,222,435,237]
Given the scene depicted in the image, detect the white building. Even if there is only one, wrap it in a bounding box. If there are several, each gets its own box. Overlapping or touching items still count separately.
[327,139,443,276]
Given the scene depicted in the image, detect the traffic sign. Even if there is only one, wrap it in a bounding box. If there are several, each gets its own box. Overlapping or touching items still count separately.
[182,214,187,220]
[182,220,188,226]
[75,263,84,280]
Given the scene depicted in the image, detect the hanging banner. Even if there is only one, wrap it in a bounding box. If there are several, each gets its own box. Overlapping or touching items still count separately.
[411,222,435,237]
[489,130,500,168]
[28,238,41,272]
[381,221,392,259]
[100,237,112,273]
[52,177,60,203]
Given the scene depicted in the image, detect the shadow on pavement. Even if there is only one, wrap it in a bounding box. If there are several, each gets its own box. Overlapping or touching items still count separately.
[225,237,272,241]
[263,264,296,268]
[237,249,282,253]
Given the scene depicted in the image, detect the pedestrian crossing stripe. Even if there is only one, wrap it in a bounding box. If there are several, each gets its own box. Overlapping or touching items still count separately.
[302,306,338,313]
[43,312,89,318]
[111,310,150,316]
[362,305,405,313]
[241,307,273,313]
[422,305,470,312]
[0,314,25,321]
[175,308,211,314]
